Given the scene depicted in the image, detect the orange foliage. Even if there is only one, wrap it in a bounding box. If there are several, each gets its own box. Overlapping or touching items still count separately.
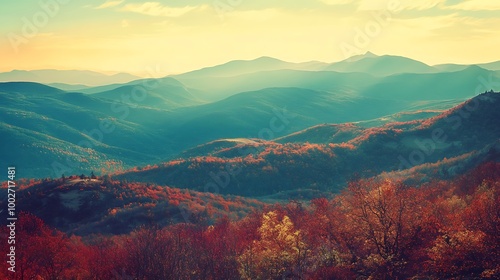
[4,162,499,279]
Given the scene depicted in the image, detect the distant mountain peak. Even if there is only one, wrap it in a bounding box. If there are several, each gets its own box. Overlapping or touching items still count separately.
[364,51,378,57]
[457,65,490,75]
[463,64,485,71]
[345,51,378,62]
[254,56,283,62]
[327,52,436,75]
[10,69,29,73]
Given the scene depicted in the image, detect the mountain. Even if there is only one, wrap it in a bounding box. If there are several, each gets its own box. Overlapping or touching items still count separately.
[162,86,449,150]
[0,82,175,178]
[343,51,378,62]
[91,77,205,110]
[479,60,500,71]
[2,56,499,180]
[274,110,447,144]
[114,92,500,196]
[173,65,497,102]
[0,80,472,179]
[434,60,500,72]
[0,69,140,86]
[175,53,439,81]
[175,69,380,101]
[48,83,90,91]
[76,78,176,94]
[1,52,499,280]
[325,53,437,76]
[433,63,470,72]
[357,66,500,100]
[66,54,496,105]
[174,56,328,79]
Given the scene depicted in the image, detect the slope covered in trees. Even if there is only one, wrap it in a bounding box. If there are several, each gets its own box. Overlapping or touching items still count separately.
[115,92,500,196]
[1,177,265,235]
[1,162,498,279]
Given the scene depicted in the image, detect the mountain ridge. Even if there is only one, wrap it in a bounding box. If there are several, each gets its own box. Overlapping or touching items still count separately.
[0,69,140,86]
[113,92,500,196]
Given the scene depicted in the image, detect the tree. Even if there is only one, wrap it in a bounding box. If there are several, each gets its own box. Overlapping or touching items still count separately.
[339,179,426,278]
[0,213,86,279]
[238,211,309,279]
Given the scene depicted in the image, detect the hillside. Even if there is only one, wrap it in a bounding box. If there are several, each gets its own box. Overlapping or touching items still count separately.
[114,92,500,196]
[274,123,365,144]
[377,140,500,185]
[1,77,494,180]
[0,82,435,178]
[0,82,445,178]
[179,138,270,158]
[92,78,205,110]
[1,162,498,279]
[161,87,458,150]
[0,177,266,236]
[2,56,499,180]
[0,82,174,178]
[358,66,500,100]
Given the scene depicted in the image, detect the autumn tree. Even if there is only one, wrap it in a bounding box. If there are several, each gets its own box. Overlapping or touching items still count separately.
[238,211,309,279]
[338,179,427,278]
[428,177,500,278]
[0,212,86,279]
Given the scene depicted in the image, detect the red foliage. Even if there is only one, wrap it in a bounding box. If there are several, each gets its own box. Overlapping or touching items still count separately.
[4,162,500,279]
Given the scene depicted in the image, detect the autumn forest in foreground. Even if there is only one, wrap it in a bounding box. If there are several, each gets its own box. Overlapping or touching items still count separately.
[1,162,499,279]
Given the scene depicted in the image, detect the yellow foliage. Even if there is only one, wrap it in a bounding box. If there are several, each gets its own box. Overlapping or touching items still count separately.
[238,211,308,279]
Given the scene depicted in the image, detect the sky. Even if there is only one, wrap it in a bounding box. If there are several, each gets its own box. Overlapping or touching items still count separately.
[1,0,499,76]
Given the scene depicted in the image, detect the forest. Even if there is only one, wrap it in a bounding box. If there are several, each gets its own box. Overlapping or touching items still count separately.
[1,162,498,279]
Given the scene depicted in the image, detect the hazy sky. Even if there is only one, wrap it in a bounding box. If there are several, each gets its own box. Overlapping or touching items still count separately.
[1,0,499,76]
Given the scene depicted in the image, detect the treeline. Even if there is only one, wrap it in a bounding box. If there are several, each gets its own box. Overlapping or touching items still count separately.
[8,177,265,236]
[1,162,499,279]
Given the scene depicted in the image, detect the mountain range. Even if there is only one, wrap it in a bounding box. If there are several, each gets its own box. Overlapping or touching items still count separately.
[0,69,140,87]
[3,91,498,236]
[0,52,499,262]
[113,92,500,196]
[1,53,499,183]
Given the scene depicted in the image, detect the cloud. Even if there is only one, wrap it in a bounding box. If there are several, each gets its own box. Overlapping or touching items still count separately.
[445,0,500,11]
[122,2,198,17]
[95,0,124,9]
[226,9,281,21]
[391,13,499,41]
[319,0,355,5]
[357,0,500,12]
[357,0,444,11]
[399,0,444,10]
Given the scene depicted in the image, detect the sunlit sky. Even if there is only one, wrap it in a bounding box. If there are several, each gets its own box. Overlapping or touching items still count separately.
[1,0,499,76]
